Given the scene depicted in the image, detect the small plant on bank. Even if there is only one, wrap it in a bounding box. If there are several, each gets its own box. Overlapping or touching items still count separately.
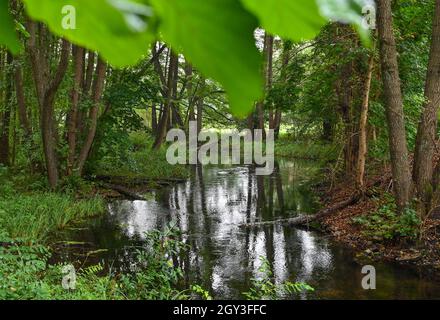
[0,224,195,300]
[352,194,421,242]
[243,257,314,300]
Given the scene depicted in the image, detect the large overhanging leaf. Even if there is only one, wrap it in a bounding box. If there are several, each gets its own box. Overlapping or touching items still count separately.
[240,0,372,42]
[0,0,21,54]
[240,0,327,41]
[150,0,263,117]
[22,0,154,67]
[318,0,375,43]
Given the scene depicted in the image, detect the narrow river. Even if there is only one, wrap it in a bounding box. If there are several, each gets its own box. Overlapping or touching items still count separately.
[59,160,440,299]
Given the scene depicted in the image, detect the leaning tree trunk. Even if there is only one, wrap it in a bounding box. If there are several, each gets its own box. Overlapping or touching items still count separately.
[377,0,413,210]
[413,0,440,215]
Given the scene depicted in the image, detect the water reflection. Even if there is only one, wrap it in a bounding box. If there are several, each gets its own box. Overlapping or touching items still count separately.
[79,160,440,299]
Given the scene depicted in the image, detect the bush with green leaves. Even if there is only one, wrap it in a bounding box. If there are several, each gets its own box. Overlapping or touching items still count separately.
[93,132,189,181]
[352,194,421,242]
[243,257,314,300]
[0,224,193,300]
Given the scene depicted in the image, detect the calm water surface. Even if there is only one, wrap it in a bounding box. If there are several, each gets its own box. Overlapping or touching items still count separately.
[58,160,440,299]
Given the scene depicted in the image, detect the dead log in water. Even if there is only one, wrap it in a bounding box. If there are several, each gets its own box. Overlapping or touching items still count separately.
[93,175,186,186]
[99,182,147,201]
[241,192,362,228]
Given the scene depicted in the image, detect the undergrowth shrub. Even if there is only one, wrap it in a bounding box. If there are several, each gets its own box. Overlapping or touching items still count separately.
[352,194,421,242]
[243,257,314,300]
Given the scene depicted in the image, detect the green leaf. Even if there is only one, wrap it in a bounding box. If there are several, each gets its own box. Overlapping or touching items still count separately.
[0,0,21,54]
[150,0,263,117]
[318,0,373,45]
[22,0,154,67]
[240,0,327,41]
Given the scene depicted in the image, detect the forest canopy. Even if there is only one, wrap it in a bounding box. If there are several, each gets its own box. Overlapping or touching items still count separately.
[1,0,370,116]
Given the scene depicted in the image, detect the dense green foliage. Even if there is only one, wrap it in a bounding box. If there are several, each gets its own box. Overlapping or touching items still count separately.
[0,225,189,300]
[2,0,368,115]
[243,257,314,300]
[352,194,421,242]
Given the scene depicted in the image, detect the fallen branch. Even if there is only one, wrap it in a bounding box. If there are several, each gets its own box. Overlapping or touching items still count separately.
[99,182,146,201]
[93,175,186,186]
[241,192,362,228]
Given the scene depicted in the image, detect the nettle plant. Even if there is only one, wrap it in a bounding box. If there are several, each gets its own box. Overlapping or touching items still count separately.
[1,0,371,117]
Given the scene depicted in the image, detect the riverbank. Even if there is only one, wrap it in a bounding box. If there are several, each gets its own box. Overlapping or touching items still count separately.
[314,165,440,278]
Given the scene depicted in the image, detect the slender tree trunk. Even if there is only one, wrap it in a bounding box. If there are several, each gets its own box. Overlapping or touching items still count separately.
[265,35,274,130]
[153,52,178,150]
[151,104,158,134]
[356,54,375,190]
[197,77,206,140]
[0,52,13,166]
[76,58,107,175]
[66,46,85,176]
[257,32,270,138]
[413,0,440,214]
[377,0,412,210]
[41,39,71,188]
[14,65,31,136]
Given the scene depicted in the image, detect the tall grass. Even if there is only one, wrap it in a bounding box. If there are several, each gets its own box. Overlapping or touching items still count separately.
[0,193,104,242]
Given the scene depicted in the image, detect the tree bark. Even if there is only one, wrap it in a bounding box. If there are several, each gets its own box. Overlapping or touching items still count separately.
[41,39,71,188]
[356,54,375,190]
[67,45,85,176]
[14,65,31,136]
[0,52,13,166]
[153,51,178,150]
[76,58,107,175]
[413,0,440,214]
[377,0,412,210]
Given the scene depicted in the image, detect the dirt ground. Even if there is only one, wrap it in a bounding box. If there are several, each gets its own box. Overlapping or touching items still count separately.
[316,168,440,278]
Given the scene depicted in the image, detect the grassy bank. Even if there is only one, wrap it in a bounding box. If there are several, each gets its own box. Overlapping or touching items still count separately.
[275,139,338,161]
[0,194,104,243]
[92,132,189,182]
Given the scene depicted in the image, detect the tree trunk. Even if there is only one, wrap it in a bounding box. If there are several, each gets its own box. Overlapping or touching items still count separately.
[67,45,85,176]
[76,58,107,175]
[413,0,440,215]
[356,54,375,190]
[0,52,13,166]
[41,39,71,188]
[14,65,31,136]
[197,78,206,139]
[377,0,412,210]
[153,52,178,150]
[151,104,157,134]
